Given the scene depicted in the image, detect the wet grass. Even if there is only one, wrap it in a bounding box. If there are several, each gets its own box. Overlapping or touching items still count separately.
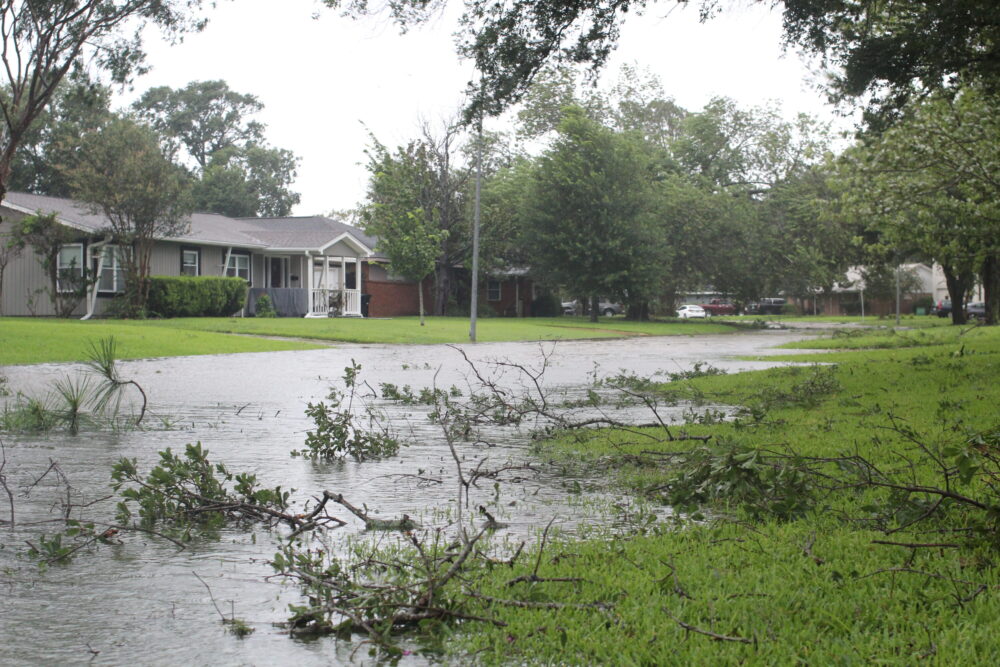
[722,313,951,327]
[450,327,1000,664]
[0,317,324,366]
[114,315,736,344]
[777,321,998,351]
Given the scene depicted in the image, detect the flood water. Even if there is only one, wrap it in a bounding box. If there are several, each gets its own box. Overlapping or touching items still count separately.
[0,330,815,665]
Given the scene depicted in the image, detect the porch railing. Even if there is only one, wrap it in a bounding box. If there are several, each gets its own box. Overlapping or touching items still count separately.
[310,288,361,316]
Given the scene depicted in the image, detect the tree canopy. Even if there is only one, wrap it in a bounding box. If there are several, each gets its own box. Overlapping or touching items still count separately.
[0,0,209,202]
[68,117,193,315]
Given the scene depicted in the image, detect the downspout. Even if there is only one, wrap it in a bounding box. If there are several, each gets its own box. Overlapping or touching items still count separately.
[223,246,233,277]
[81,238,109,320]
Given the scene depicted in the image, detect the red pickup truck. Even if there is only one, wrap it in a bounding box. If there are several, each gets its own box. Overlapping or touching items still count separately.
[699,299,737,316]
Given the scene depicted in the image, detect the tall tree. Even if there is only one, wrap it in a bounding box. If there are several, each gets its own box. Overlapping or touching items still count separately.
[192,145,300,217]
[133,79,300,216]
[522,107,662,320]
[0,0,208,203]
[133,80,266,169]
[68,117,192,315]
[7,73,113,197]
[362,128,469,316]
[835,86,1000,324]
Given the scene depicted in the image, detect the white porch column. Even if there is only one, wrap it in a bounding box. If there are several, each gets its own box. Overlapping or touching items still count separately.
[339,257,346,312]
[356,255,363,316]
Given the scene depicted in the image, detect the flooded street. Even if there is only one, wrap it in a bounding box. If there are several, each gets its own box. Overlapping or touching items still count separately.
[1,330,814,665]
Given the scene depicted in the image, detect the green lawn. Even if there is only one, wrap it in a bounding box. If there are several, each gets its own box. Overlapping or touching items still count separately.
[133,315,734,344]
[720,313,952,328]
[451,324,1000,664]
[0,315,735,365]
[0,318,325,366]
[775,320,995,351]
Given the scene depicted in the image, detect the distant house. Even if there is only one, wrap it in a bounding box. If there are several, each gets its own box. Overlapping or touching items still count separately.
[0,191,437,319]
[795,263,937,316]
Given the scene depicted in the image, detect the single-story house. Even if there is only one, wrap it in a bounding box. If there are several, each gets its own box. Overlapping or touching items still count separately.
[792,263,937,316]
[0,191,432,319]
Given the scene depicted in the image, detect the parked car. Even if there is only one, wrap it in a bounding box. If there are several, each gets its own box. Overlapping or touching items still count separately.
[745,298,786,315]
[933,299,952,317]
[561,300,623,316]
[676,304,707,319]
[699,298,737,316]
[966,301,986,320]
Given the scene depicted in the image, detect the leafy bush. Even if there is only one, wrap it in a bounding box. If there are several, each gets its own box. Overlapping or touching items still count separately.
[531,292,562,317]
[146,276,247,317]
[254,293,277,317]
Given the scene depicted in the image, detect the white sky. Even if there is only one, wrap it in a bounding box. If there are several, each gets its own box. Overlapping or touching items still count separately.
[122,0,850,216]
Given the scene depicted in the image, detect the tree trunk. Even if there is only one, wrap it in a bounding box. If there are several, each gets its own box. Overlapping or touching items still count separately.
[433,262,450,316]
[418,277,425,326]
[589,295,599,323]
[981,253,999,326]
[942,263,972,325]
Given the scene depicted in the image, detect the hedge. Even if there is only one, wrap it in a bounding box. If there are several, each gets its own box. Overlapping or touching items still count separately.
[146,276,248,318]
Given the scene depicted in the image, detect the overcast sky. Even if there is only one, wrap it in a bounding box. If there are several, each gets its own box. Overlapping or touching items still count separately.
[123,0,849,216]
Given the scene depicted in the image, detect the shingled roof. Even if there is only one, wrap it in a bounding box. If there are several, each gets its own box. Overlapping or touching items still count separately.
[2,192,381,257]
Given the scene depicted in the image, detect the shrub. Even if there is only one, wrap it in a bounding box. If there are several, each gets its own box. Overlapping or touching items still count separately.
[146,276,247,317]
[531,292,562,317]
[254,293,277,318]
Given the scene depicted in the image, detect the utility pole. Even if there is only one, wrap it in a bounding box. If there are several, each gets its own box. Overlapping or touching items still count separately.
[895,256,901,326]
[469,114,482,342]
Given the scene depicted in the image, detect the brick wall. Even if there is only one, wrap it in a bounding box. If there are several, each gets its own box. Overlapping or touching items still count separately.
[362,263,433,317]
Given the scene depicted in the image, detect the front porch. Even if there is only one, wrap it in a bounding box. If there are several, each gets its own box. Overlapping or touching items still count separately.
[249,246,368,318]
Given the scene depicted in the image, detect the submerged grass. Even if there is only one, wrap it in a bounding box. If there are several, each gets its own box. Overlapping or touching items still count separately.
[448,327,1000,664]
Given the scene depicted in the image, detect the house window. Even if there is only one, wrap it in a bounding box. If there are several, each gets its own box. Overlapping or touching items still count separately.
[487,279,502,302]
[57,244,84,293]
[226,253,251,284]
[97,245,125,293]
[181,248,200,276]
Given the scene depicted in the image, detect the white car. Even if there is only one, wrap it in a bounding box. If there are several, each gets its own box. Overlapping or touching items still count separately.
[676,304,707,319]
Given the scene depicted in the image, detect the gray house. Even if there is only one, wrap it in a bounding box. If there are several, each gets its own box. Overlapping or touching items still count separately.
[0,192,382,318]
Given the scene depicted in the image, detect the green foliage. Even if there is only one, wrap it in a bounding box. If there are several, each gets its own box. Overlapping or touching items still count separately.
[653,441,814,519]
[523,107,663,313]
[68,117,193,316]
[1,394,58,433]
[192,145,301,217]
[7,72,113,197]
[111,442,290,537]
[361,129,467,316]
[379,382,461,405]
[253,293,276,318]
[530,291,562,317]
[294,361,401,462]
[146,275,248,317]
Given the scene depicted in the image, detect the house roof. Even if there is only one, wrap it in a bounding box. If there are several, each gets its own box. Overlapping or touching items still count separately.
[2,192,380,257]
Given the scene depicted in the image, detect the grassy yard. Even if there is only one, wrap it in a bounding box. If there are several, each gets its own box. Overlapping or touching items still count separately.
[0,317,325,366]
[447,325,1000,664]
[720,313,952,328]
[776,319,992,351]
[0,315,735,365]
[133,315,734,344]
